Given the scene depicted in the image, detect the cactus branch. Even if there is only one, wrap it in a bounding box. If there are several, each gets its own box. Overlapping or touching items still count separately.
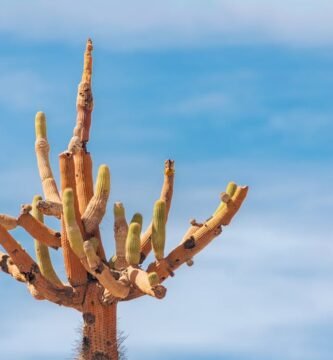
[68,38,93,151]
[81,164,110,235]
[36,200,62,219]
[113,202,129,270]
[59,151,87,286]
[0,224,82,308]
[17,212,61,249]
[140,159,174,262]
[146,186,249,282]
[35,111,61,203]
[32,195,63,287]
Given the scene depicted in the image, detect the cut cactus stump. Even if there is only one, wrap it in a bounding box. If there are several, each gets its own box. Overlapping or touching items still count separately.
[0,39,248,360]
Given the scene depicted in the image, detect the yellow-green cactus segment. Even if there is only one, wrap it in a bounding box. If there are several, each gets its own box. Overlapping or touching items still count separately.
[63,188,85,259]
[213,181,237,216]
[82,164,111,234]
[95,164,110,195]
[32,195,62,287]
[130,213,143,229]
[148,272,160,287]
[125,223,141,265]
[151,200,166,261]
[35,111,47,139]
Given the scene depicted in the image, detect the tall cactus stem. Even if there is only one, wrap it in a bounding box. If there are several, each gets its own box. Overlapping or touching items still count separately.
[32,195,62,287]
[125,223,141,266]
[151,200,166,261]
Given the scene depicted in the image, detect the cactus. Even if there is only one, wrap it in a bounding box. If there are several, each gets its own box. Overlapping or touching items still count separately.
[125,222,141,265]
[82,164,110,234]
[32,195,62,287]
[0,39,248,360]
[151,200,166,260]
[62,188,85,259]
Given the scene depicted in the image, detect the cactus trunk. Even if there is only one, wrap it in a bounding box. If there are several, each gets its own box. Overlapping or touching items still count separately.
[79,283,119,360]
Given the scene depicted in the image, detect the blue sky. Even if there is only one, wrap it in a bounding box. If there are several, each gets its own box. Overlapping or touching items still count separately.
[0,1,333,359]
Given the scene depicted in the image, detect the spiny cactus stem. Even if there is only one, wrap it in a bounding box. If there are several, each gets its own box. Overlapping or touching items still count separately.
[144,186,249,286]
[17,213,61,249]
[140,159,175,263]
[59,152,87,286]
[81,164,110,235]
[0,224,81,308]
[74,149,106,260]
[34,111,61,203]
[73,38,94,145]
[113,202,129,270]
[32,195,63,287]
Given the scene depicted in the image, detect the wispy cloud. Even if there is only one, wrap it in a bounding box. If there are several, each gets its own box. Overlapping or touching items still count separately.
[1,1,333,49]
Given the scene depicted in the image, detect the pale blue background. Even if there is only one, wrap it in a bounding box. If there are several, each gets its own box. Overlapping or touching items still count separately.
[0,1,332,359]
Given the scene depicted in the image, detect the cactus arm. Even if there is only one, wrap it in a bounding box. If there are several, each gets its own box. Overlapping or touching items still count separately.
[17,212,61,249]
[36,200,62,219]
[0,214,18,230]
[68,38,93,151]
[147,186,249,282]
[35,111,61,203]
[126,265,166,299]
[32,195,63,287]
[59,152,87,286]
[0,224,82,309]
[151,200,166,260]
[178,181,238,266]
[112,202,128,270]
[81,164,110,235]
[125,222,141,266]
[140,159,175,263]
[74,150,106,260]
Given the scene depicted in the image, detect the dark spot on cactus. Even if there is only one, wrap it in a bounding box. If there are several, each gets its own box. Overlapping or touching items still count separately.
[82,336,90,352]
[175,258,180,263]
[106,340,112,346]
[92,352,111,360]
[161,276,166,281]
[139,252,146,264]
[83,312,96,325]
[95,263,104,274]
[0,254,9,273]
[183,237,195,249]
[12,249,19,255]
[25,272,35,282]
[55,232,61,238]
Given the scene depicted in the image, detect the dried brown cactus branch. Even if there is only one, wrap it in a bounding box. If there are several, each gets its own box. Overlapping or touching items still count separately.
[146,185,248,282]
[0,225,81,309]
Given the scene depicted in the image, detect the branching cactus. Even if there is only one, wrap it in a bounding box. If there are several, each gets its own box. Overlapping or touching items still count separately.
[0,39,249,360]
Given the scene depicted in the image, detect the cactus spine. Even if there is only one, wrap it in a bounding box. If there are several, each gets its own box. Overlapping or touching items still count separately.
[151,200,166,260]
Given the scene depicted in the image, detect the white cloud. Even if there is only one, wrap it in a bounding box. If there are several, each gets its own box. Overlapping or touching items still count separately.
[1,1,333,49]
